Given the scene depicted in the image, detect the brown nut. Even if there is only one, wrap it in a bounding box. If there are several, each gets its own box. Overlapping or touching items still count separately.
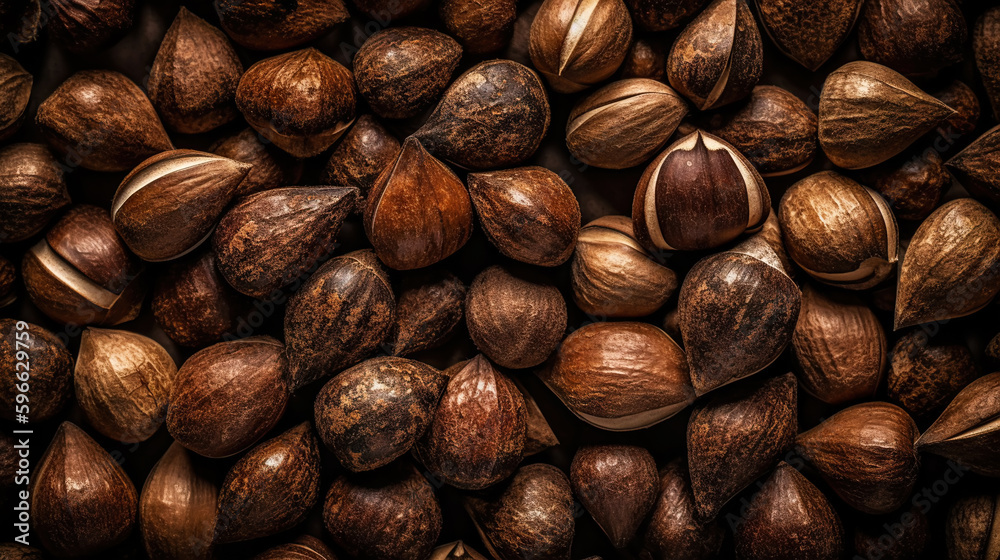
[618,37,667,80]
[974,6,1000,122]
[0,256,15,306]
[754,0,863,70]
[236,49,357,158]
[864,149,951,221]
[440,0,516,54]
[947,124,1000,205]
[667,0,763,110]
[934,80,981,137]
[139,442,217,560]
[214,0,349,50]
[945,492,1000,560]
[888,330,979,418]
[853,504,930,560]
[48,0,134,52]
[321,115,400,204]
[625,0,707,31]
[1,0,41,46]
[254,536,337,560]
[468,166,581,266]
[466,266,567,369]
[917,372,1000,477]
[211,128,304,197]
[0,54,31,140]
[0,143,69,243]
[0,320,73,423]
[641,460,724,560]
[388,268,466,357]
[571,445,658,548]
[431,541,489,560]
[857,0,966,76]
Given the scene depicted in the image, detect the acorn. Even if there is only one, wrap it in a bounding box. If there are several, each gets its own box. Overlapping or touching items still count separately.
[888,331,978,418]
[32,422,138,558]
[667,0,763,110]
[947,124,1000,205]
[934,80,981,137]
[946,492,1000,560]
[468,166,581,266]
[321,115,400,203]
[865,149,952,221]
[641,460,724,560]
[796,402,920,514]
[0,319,73,423]
[856,0,966,76]
[48,0,134,51]
[917,372,1000,477]
[314,356,446,472]
[214,0,349,50]
[0,143,69,243]
[618,38,667,80]
[465,266,567,369]
[215,423,322,543]
[139,442,217,560]
[440,0,516,53]
[539,322,695,430]
[412,60,551,170]
[975,7,1000,121]
[895,199,1000,329]
[166,337,289,458]
[570,445,658,548]
[0,54,31,140]
[36,70,173,172]
[754,0,863,70]
[387,269,466,357]
[211,128,304,197]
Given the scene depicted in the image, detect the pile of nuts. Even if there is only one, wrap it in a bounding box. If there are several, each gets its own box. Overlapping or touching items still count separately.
[2,0,1000,559]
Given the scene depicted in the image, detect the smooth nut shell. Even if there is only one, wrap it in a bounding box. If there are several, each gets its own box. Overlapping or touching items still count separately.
[48,0,134,51]
[857,0,966,76]
[0,143,69,243]
[214,0,349,50]
[570,445,658,548]
[917,372,1000,477]
[974,7,1000,122]
[139,442,217,560]
[211,128,304,197]
[440,0,516,53]
[321,115,400,203]
[388,269,466,357]
[641,460,724,560]
[947,124,1000,205]
[0,54,31,140]
[866,149,951,221]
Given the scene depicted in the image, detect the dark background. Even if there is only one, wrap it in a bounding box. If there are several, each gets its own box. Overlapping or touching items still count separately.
[2,0,1000,558]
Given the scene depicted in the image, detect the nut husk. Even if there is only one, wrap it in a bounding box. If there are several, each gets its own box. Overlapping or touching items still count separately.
[211,128,304,197]
[215,423,322,543]
[640,459,724,560]
[364,137,473,270]
[796,402,920,514]
[792,284,886,405]
[321,115,400,203]
[857,0,967,76]
[465,266,567,369]
[148,7,243,134]
[413,60,551,170]
[0,143,69,243]
[570,445,658,548]
[36,70,173,172]
[0,54,31,140]
[540,321,695,430]
[48,0,134,52]
[314,356,446,472]
[214,0,349,50]
[687,373,798,519]
[888,331,979,418]
[974,7,1000,122]
[75,327,177,443]
[865,149,952,221]
[817,61,955,169]
[139,442,217,560]
[894,198,1000,329]
[236,48,357,158]
[284,249,395,389]
[33,422,138,557]
[468,166,581,266]
[0,319,73,422]
[354,27,462,119]
[947,124,1000,205]
[388,268,466,357]
[566,79,688,169]
[754,0,863,70]
[465,464,575,560]
[946,492,1000,560]
[166,336,289,458]
[440,0,516,54]
[667,0,763,110]
[213,186,358,298]
[917,372,1000,477]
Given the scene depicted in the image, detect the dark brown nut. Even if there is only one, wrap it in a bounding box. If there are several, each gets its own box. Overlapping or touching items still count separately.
[152,249,248,348]
[351,0,430,19]
[618,37,667,80]
[888,331,978,418]
[22,205,145,326]
[75,328,176,443]
[215,423,321,543]
[934,80,981,137]
[468,166,581,266]
[0,0,40,46]
[214,0,349,51]
[792,285,886,405]
[33,422,138,558]
[857,0,966,76]
[529,0,632,93]
[0,54,31,140]
[946,492,1000,560]
[0,431,14,500]
[354,27,462,119]
[947,124,1000,205]
[314,356,446,472]
[440,0,515,54]
[413,60,551,170]
[466,266,567,369]
[818,61,955,169]
[324,466,443,560]
[641,460,724,560]
[284,250,395,389]
[464,464,575,560]
[571,445,658,548]
[853,504,930,560]
[0,143,69,243]
[321,115,400,203]
[864,150,951,222]
[364,137,473,270]
[0,320,72,422]
[895,199,1000,329]
[734,462,845,560]
[678,233,800,395]
[796,402,920,514]
[213,186,358,298]
[148,7,243,134]
[388,269,466,357]
[139,442,217,560]
[211,128,304,197]
[625,0,707,31]
[36,70,173,172]
[48,0,134,51]
[0,257,14,306]
[166,336,289,458]
[515,378,560,455]
[236,49,357,158]
[112,150,250,262]
[778,171,899,290]
[432,541,488,560]
[0,543,45,560]
[567,79,688,169]
[683,85,818,176]
[415,355,526,489]
[917,372,1000,477]
[667,0,763,110]
[754,0,863,70]
[254,536,337,560]
[540,322,695,430]
[632,130,770,252]
[974,7,1000,122]
[571,216,677,318]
